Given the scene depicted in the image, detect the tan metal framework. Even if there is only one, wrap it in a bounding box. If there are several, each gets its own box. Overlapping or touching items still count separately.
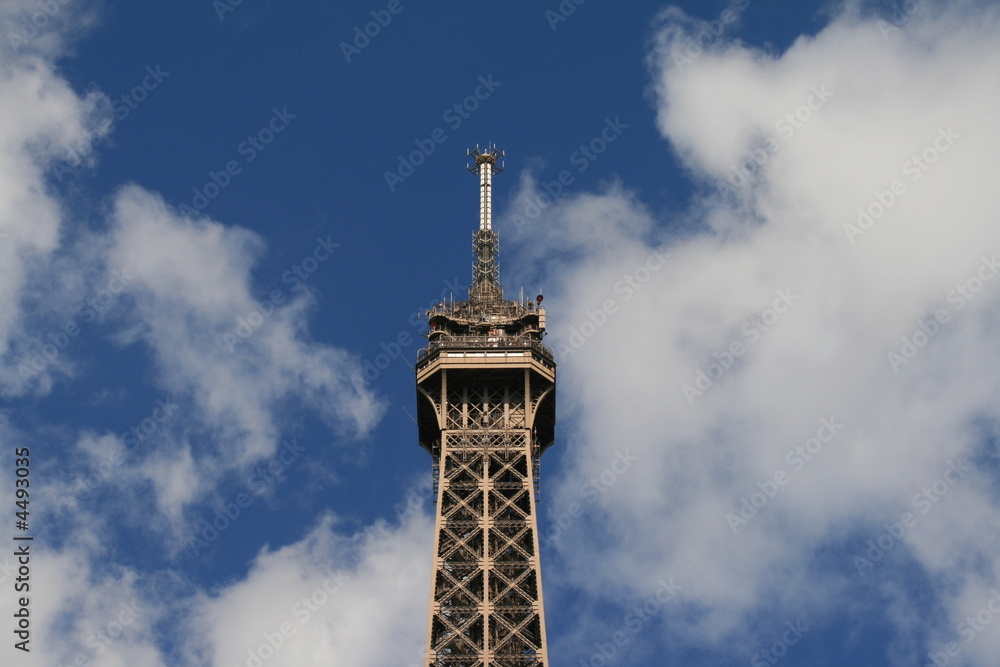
[416,147,556,666]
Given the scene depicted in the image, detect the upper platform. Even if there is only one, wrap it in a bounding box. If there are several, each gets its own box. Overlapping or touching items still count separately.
[416,297,555,383]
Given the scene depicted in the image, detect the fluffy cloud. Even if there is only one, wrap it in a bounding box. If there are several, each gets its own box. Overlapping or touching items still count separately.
[104,185,384,520]
[1,462,432,666]
[1,0,101,60]
[2,552,169,667]
[501,1,1000,664]
[191,513,432,667]
[0,23,109,395]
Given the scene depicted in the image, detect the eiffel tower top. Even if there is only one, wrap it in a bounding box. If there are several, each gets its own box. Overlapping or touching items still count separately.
[419,146,552,362]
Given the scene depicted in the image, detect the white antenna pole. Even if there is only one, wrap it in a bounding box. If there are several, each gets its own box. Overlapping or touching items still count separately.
[480,158,492,230]
[468,145,504,232]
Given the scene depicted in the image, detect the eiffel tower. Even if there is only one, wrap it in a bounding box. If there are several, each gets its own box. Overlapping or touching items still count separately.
[415,145,557,666]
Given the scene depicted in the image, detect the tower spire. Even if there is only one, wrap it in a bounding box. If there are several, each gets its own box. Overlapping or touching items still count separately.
[467,144,505,306]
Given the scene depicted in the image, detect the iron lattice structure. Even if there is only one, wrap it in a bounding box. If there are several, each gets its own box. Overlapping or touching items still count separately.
[416,146,556,666]
[470,228,502,306]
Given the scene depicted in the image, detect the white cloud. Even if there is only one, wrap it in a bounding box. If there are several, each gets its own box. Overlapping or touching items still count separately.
[0,507,168,667]
[0,30,109,394]
[0,0,102,60]
[104,185,385,518]
[500,1,1000,663]
[0,500,433,667]
[191,513,432,667]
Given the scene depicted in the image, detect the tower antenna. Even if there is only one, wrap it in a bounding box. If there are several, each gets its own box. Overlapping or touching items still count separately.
[466,144,505,306]
[467,143,505,231]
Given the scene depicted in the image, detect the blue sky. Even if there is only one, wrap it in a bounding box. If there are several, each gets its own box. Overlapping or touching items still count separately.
[3,1,1000,665]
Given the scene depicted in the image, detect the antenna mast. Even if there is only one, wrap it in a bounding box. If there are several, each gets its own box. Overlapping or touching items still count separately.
[466,144,505,307]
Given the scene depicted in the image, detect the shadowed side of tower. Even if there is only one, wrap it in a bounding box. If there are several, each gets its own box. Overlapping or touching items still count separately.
[415,146,556,666]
